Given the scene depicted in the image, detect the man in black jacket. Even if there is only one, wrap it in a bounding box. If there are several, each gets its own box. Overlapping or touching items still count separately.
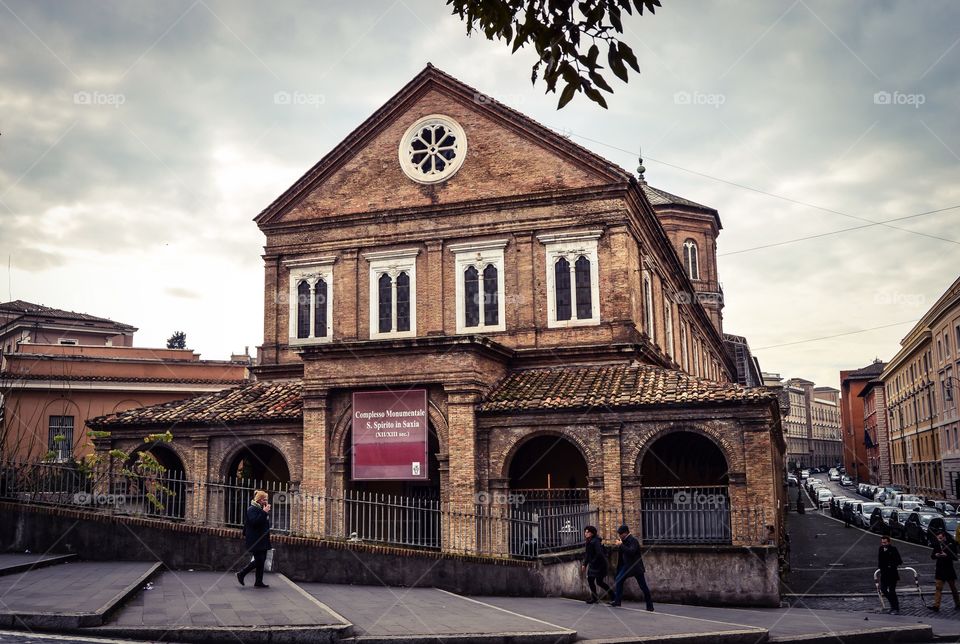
[237,489,271,588]
[581,525,611,604]
[878,535,902,614]
[931,530,960,611]
[608,524,654,611]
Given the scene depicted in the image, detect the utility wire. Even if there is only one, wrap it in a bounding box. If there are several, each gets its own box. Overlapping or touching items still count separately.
[563,131,960,248]
[754,319,919,350]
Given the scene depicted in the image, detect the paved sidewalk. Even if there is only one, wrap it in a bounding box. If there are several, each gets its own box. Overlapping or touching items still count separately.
[0,553,76,576]
[303,583,575,642]
[0,561,159,628]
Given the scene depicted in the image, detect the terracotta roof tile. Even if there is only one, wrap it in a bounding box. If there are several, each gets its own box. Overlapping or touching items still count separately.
[480,364,775,413]
[1,372,244,385]
[87,380,302,429]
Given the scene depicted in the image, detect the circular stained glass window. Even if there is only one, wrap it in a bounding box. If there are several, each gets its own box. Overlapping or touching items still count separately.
[398,115,467,184]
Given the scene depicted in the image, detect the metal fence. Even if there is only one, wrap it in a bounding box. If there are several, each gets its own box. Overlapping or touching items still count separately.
[0,461,767,555]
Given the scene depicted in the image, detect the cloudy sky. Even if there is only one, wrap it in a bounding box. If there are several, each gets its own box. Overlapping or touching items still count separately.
[2,0,958,388]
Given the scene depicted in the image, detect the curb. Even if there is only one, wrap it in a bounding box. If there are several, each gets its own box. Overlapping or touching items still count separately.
[0,553,77,577]
[0,560,162,629]
[578,629,770,644]
[85,623,352,644]
[768,624,933,644]
[344,632,577,644]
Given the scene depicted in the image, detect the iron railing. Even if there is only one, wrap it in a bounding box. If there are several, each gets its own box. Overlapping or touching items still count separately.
[1,461,767,555]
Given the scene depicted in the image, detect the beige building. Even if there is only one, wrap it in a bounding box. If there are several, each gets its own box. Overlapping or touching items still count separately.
[811,386,842,469]
[931,278,960,499]
[767,375,841,470]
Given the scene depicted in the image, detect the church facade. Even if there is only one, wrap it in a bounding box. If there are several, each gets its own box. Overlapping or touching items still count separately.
[91,66,785,590]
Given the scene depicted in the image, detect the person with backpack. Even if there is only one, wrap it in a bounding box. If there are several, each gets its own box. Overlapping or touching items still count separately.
[581,525,611,604]
[608,524,654,611]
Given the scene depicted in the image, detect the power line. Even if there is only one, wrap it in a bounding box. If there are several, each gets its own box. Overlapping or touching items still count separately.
[754,319,918,350]
[563,131,960,247]
[720,205,960,256]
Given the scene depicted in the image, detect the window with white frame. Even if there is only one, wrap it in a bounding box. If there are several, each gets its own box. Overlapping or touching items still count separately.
[680,321,689,371]
[449,240,507,334]
[287,258,334,343]
[365,248,419,339]
[643,271,655,342]
[538,231,601,328]
[683,239,699,281]
[663,295,674,360]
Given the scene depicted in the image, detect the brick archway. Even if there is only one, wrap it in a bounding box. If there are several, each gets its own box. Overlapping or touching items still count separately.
[217,438,292,482]
[630,423,742,479]
[498,429,597,481]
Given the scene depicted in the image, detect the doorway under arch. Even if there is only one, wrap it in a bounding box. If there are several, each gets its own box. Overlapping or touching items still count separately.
[223,443,292,532]
[639,430,731,544]
[123,444,188,520]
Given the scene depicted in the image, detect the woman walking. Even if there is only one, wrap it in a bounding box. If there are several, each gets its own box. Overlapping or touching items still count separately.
[237,489,272,588]
[581,525,611,604]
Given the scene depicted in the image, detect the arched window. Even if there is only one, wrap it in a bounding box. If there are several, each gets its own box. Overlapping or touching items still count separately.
[574,256,592,319]
[464,265,480,327]
[378,273,392,333]
[296,281,310,339]
[683,239,699,281]
[555,257,572,321]
[396,271,411,332]
[482,264,498,326]
[314,278,328,338]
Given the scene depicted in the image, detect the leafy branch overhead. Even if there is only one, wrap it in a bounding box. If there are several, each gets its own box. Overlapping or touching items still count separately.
[447,0,659,109]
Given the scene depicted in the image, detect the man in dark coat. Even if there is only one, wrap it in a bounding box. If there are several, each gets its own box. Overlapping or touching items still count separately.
[237,490,271,588]
[931,530,960,611]
[607,525,654,611]
[878,535,902,614]
[581,526,611,604]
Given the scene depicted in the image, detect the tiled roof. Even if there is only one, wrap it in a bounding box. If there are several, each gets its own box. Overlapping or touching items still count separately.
[845,361,885,379]
[0,372,245,385]
[641,184,716,212]
[0,300,136,331]
[87,380,302,429]
[480,364,775,413]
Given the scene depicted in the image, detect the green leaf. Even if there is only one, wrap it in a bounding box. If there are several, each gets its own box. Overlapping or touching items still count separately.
[558,81,578,109]
[589,70,614,92]
[608,43,629,82]
[618,41,640,72]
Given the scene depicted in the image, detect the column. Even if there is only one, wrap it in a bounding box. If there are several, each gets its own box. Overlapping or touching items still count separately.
[443,386,480,553]
[425,240,444,335]
[301,386,330,533]
[599,423,623,538]
[513,233,536,330]
[189,437,210,524]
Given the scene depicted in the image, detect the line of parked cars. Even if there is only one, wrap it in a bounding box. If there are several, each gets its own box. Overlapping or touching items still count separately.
[804,472,960,546]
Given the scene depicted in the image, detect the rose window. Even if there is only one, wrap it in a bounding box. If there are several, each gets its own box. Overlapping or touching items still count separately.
[398,115,467,184]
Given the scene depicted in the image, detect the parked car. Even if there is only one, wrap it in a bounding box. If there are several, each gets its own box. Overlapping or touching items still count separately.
[929,516,960,545]
[830,496,851,518]
[892,511,913,539]
[840,476,853,487]
[828,472,840,482]
[801,469,811,480]
[817,488,834,508]
[870,506,897,533]
[855,502,883,528]
[898,500,924,512]
[903,511,942,544]
[891,493,922,508]
[786,474,798,487]
[926,499,957,515]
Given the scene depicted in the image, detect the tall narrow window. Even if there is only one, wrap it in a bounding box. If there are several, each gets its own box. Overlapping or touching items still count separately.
[464,266,480,327]
[396,271,411,332]
[555,257,572,321]
[663,296,674,360]
[450,240,507,334]
[48,416,74,461]
[297,281,310,339]
[683,240,699,280]
[680,322,689,371]
[643,273,655,343]
[539,231,601,328]
[378,273,392,333]
[287,259,335,343]
[314,279,328,338]
[575,256,592,319]
[482,264,498,326]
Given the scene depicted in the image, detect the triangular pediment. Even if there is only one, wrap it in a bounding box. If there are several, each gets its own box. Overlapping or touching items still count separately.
[255,64,632,227]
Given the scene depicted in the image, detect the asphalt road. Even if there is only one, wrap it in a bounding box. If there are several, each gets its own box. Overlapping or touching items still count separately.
[784,474,940,595]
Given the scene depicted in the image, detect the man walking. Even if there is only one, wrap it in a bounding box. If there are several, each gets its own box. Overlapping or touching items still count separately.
[931,530,960,611]
[878,535,902,614]
[608,525,654,611]
[237,489,272,588]
[581,525,611,604]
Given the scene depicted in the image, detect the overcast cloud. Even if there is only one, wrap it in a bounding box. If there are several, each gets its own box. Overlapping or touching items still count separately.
[1,0,958,388]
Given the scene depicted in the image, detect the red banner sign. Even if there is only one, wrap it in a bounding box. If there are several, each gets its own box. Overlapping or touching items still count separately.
[351,389,428,480]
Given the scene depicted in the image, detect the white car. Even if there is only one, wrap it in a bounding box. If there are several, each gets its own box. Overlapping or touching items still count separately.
[817,488,834,508]
[829,471,841,481]
[801,469,810,480]
[856,502,883,528]
[840,476,853,487]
